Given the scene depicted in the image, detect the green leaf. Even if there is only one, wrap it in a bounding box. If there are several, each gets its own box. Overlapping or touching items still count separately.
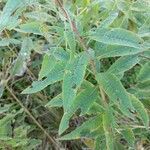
[0,0,22,32]
[96,73,134,116]
[95,42,147,58]
[122,128,135,147]
[59,85,99,134]
[103,109,114,150]
[64,23,76,51]
[0,0,36,32]
[99,11,118,28]
[107,55,140,78]
[45,94,62,108]
[130,94,149,128]
[74,87,99,115]
[129,87,150,100]
[62,52,89,111]
[137,62,150,82]
[0,104,11,114]
[11,38,33,77]
[0,81,5,98]
[24,11,54,22]
[38,54,57,80]
[22,62,66,94]
[16,22,48,35]
[137,80,150,91]
[90,28,143,48]
[0,38,20,46]
[0,114,14,139]
[87,102,105,115]
[48,47,70,61]
[94,136,107,150]
[59,116,102,140]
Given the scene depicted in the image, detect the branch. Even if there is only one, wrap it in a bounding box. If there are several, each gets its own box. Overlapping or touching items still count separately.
[6,85,60,150]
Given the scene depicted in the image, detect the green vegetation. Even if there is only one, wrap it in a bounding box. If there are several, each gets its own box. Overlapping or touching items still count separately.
[0,0,150,149]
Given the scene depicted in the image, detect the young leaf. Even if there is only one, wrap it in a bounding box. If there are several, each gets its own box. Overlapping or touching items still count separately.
[38,54,57,80]
[90,28,143,48]
[130,94,149,128]
[62,52,89,111]
[22,62,66,94]
[96,73,134,116]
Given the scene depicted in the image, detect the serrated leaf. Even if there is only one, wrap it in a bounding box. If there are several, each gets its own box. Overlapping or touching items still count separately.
[90,28,143,48]
[22,62,66,94]
[137,62,150,82]
[107,55,140,78]
[38,54,56,80]
[59,116,102,140]
[130,95,149,128]
[96,73,134,116]
[45,94,62,108]
[122,128,135,147]
[63,52,89,111]
[95,42,147,58]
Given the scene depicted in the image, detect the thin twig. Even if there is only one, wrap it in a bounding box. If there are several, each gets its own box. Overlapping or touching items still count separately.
[6,85,60,149]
